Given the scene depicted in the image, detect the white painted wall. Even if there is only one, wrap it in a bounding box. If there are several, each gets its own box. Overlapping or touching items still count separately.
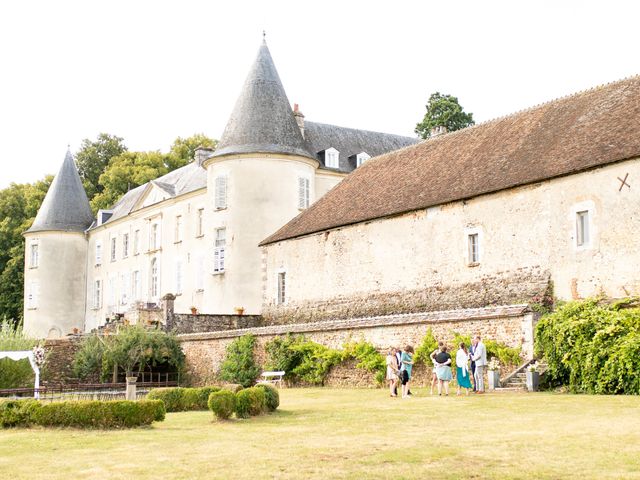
[263,157,640,308]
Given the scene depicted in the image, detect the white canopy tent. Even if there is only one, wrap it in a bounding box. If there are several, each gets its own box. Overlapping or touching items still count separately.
[0,350,40,398]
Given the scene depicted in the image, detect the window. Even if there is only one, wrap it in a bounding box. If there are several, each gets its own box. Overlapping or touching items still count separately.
[26,281,39,309]
[108,276,117,308]
[175,215,182,243]
[277,272,286,305]
[196,208,204,237]
[213,228,226,273]
[122,233,129,258]
[298,177,310,209]
[95,241,103,265]
[150,258,159,299]
[195,255,204,291]
[110,237,117,262]
[175,260,183,294]
[215,176,228,209]
[468,233,479,264]
[576,211,590,247]
[132,270,141,301]
[325,148,339,169]
[356,152,370,167]
[120,273,129,305]
[150,223,160,250]
[29,242,39,268]
[93,280,102,309]
[133,230,140,255]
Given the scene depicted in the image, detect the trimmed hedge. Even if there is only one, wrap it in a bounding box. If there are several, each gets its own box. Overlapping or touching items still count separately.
[0,399,165,428]
[235,387,265,418]
[208,390,236,420]
[255,383,279,412]
[147,386,221,412]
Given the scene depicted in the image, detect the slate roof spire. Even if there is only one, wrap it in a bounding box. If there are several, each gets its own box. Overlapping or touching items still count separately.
[26,149,94,233]
[212,39,315,160]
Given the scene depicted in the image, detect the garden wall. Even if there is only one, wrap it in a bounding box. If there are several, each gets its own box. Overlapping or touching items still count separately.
[41,336,85,385]
[179,304,537,386]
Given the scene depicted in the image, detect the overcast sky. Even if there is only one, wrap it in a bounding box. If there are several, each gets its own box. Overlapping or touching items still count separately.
[0,0,638,189]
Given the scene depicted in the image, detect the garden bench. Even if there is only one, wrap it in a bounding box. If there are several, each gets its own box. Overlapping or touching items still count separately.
[258,371,285,387]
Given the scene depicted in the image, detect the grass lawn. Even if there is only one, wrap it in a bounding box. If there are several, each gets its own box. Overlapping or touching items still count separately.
[1,388,639,479]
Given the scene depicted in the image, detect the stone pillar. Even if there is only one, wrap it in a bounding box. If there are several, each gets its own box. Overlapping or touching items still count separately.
[125,376,137,401]
[162,293,176,331]
[521,311,538,359]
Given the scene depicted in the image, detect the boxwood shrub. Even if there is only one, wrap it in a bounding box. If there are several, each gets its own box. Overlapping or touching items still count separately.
[208,390,236,420]
[0,399,165,428]
[147,386,221,412]
[235,387,265,418]
[255,383,279,412]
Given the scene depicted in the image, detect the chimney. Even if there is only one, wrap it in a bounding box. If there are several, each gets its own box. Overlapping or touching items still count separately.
[430,125,448,138]
[194,146,215,166]
[293,103,305,138]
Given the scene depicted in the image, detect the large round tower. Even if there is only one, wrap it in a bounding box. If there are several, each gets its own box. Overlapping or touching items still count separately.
[202,39,318,314]
[23,150,93,338]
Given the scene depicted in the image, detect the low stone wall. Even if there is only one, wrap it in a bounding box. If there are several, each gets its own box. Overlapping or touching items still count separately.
[42,336,85,385]
[179,304,537,386]
[167,313,263,334]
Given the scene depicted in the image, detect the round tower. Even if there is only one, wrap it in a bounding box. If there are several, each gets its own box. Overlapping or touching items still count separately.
[23,150,93,338]
[202,39,318,314]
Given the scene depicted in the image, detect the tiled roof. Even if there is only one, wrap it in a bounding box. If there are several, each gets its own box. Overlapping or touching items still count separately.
[262,76,640,245]
[304,121,418,173]
[26,150,94,233]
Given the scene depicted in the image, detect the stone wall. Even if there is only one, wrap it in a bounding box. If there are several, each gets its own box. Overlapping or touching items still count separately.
[179,304,536,386]
[167,313,263,334]
[42,336,85,385]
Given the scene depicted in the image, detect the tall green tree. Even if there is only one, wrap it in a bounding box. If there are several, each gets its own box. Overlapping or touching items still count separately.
[75,133,128,200]
[415,92,475,139]
[168,134,217,168]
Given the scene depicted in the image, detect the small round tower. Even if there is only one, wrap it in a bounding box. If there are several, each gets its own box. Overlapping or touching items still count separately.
[23,150,93,338]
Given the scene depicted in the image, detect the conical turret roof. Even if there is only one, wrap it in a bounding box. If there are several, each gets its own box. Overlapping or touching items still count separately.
[26,150,94,233]
[212,40,315,160]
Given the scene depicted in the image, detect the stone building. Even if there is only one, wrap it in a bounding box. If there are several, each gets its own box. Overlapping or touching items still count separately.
[22,40,417,338]
[261,76,640,328]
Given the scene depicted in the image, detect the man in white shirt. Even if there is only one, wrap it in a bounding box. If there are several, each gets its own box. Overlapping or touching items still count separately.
[472,335,487,393]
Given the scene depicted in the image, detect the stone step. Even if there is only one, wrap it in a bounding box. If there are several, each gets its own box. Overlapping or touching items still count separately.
[494,386,526,392]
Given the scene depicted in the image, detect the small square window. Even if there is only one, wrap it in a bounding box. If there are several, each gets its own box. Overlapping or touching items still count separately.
[277,272,286,304]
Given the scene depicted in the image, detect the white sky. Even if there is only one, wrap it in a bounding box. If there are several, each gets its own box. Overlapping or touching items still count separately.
[0,0,638,189]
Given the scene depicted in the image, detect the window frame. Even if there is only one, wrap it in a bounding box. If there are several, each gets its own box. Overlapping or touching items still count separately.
[93,279,102,309]
[277,270,286,305]
[29,241,39,268]
[110,236,117,262]
[215,175,228,210]
[196,208,204,237]
[213,227,226,273]
[324,147,340,169]
[356,152,370,167]
[464,226,483,266]
[95,241,103,266]
[298,177,310,209]
[122,233,129,258]
[576,210,590,248]
[175,215,183,243]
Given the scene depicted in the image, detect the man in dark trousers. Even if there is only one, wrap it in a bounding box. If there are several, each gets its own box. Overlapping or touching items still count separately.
[469,337,477,391]
[395,347,411,396]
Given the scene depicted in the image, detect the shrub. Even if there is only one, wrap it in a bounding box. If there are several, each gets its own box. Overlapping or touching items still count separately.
[208,390,236,420]
[219,334,261,388]
[147,387,187,412]
[413,328,438,365]
[535,298,640,394]
[0,320,39,389]
[220,383,244,393]
[264,334,307,380]
[195,386,221,408]
[255,383,279,411]
[72,334,105,380]
[235,387,265,418]
[1,399,165,429]
[342,341,386,385]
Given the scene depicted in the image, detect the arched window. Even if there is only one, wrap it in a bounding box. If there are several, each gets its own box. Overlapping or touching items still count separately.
[150,258,159,299]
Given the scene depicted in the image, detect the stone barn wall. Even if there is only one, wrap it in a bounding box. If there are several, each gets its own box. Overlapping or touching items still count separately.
[179,305,536,387]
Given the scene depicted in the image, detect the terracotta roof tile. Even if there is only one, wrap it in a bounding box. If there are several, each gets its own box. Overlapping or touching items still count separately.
[262,76,640,245]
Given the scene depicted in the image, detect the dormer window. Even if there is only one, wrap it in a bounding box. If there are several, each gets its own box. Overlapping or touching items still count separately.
[324,148,339,169]
[356,152,371,167]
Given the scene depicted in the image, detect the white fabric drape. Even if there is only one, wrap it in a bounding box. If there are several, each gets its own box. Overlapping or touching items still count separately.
[0,351,40,398]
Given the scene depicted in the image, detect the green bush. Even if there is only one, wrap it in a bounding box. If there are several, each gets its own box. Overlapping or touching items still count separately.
[255,383,279,411]
[208,390,236,420]
[147,386,221,412]
[234,387,265,418]
[535,298,640,394]
[264,334,307,380]
[414,328,438,365]
[342,341,386,385]
[0,320,39,389]
[72,334,105,380]
[0,399,165,429]
[220,383,244,393]
[219,334,261,388]
[195,386,221,408]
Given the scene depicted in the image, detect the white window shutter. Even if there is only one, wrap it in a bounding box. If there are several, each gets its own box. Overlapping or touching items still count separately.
[215,176,228,209]
[298,177,306,208]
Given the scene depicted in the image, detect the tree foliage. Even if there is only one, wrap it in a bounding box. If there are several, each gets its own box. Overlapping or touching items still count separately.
[75,133,128,200]
[219,334,261,388]
[0,320,39,388]
[415,92,475,139]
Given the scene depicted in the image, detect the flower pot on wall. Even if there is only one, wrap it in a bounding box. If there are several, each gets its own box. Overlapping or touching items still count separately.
[487,370,500,390]
[526,371,540,392]
[235,307,245,315]
[190,307,198,315]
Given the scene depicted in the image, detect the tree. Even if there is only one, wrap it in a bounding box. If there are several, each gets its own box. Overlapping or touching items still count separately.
[168,134,217,168]
[75,133,127,200]
[415,92,475,139]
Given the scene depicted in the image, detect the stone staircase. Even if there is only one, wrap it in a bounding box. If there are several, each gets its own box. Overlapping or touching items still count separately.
[494,360,547,392]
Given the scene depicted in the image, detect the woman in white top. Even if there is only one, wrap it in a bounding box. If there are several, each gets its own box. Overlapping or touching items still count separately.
[385,348,399,397]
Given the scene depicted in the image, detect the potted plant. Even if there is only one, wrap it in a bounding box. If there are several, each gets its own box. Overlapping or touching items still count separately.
[190,306,198,315]
[487,358,501,390]
[234,306,245,315]
[526,361,540,392]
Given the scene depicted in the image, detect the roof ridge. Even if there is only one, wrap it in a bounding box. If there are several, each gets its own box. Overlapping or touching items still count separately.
[305,120,417,140]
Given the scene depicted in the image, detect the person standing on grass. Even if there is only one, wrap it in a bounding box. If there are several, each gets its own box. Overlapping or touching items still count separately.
[456,343,472,396]
[434,345,453,396]
[472,335,488,393]
[386,348,399,397]
[469,337,477,391]
[400,345,414,398]
[429,341,444,395]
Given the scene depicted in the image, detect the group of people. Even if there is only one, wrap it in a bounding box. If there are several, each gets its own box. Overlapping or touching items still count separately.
[385,335,488,398]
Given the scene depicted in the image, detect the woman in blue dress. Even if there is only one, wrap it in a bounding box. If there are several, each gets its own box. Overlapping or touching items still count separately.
[434,345,453,395]
[456,342,473,396]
